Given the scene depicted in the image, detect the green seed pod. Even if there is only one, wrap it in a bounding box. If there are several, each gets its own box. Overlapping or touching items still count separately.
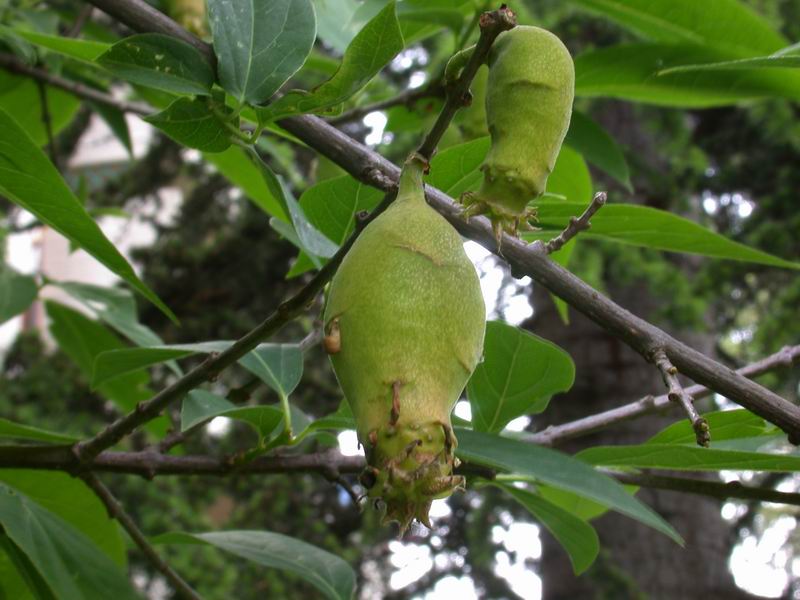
[323,155,485,533]
[463,25,575,239]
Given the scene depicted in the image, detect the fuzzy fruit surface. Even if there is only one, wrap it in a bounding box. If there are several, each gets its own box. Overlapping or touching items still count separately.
[476,25,575,229]
[324,156,485,531]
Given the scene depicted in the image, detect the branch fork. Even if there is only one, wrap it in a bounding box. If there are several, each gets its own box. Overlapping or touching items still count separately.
[545,191,607,254]
[653,349,711,447]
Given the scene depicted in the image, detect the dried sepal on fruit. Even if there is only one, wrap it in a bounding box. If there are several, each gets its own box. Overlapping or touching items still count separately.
[323,154,485,534]
[449,25,575,242]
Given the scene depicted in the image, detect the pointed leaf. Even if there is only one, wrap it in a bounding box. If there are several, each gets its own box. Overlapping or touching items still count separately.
[0,483,140,600]
[648,409,771,446]
[145,97,232,153]
[565,110,631,190]
[238,344,303,397]
[98,33,214,95]
[208,0,317,104]
[14,30,109,62]
[468,321,575,433]
[495,483,599,575]
[0,419,78,444]
[0,264,37,325]
[456,429,683,544]
[156,530,355,600]
[0,108,176,322]
[256,1,404,122]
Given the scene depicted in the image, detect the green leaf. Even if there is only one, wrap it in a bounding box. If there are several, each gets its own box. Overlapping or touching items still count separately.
[90,100,133,155]
[250,155,338,257]
[0,26,36,65]
[579,444,800,471]
[545,146,593,204]
[648,409,772,446]
[180,390,287,439]
[156,530,356,600]
[205,146,290,222]
[0,419,78,444]
[238,344,303,398]
[0,72,81,147]
[45,301,169,439]
[144,97,232,153]
[522,199,800,269]
[256,1,403,122]
[565,110,631,190]
[494,483,599,575]
[14,30,109,62]
[571,0,786,55]
[302,402,356,437]
[426,137,487,196]
[659,45,800,75]
[575,43,800,107]
[0,264,37,325]
[97,33,214,95]
[0,471,126,566]
[52,281,164,347]
[456,429,683,544]
[0,483,139,600]
[92,341,232,388]
[299,175,383,246]
[0,108,176,322]
[181,390,236,430]
[467,321,575,433]
[0,533,58,600]
[208,0,317,104]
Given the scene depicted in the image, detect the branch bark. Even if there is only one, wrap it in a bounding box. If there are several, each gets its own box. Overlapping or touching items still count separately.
[81,473,201,600]
[63,1,800,442]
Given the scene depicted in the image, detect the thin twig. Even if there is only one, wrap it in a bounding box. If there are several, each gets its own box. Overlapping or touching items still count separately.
[544,191,607,254]
[35,80,58,168]
[611,471,800,506]
[72,190,397,462]
[328,84,443,126]
[46,0,800,440]
[5,447,800,507]
[530,345,800,447]
[66,5,94,37]
[0,54,151,115]
[653,349,711,446]
[81,472,202,600]
[416,6,516,161]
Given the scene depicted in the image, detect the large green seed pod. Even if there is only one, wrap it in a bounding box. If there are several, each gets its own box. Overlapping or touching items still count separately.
[323,155,485,533]
[464,25,575,239]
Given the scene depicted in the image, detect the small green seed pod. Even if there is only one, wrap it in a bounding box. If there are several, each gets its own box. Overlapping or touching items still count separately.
[462,26,575,240]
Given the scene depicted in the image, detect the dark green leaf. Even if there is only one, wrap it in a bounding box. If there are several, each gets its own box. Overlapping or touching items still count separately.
[0,419,77,444]
[565,110,631,190]
[255,1,404,122]
[425,137,487,197]
[52,281,164,347]
[92,341,232,387]
[0,71,80,147]
[648,409,772,446]
[299,175,383,246]
[14,30,109,62]
[468,321,575,433]
[46,301,169,438]
[208,0,316,104]
[495,483,599,575]
[571,0,786,55]
[205,146,290,222]
[575,43,800,107]
[0,471,126,566]
[0,483,139,600]
[456,429,682,544]
[523,199,800,269]
[157,530,356,600]
[98,33,214,95]
[238,344,303,397]
[659,45,800,75]
[580,444,800,471]
[90,101,133,155]
[181,390,236,431]
[0,264,37,325]
[0,533,57,600]
[0,108,176,322]
[145,97,232,153]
